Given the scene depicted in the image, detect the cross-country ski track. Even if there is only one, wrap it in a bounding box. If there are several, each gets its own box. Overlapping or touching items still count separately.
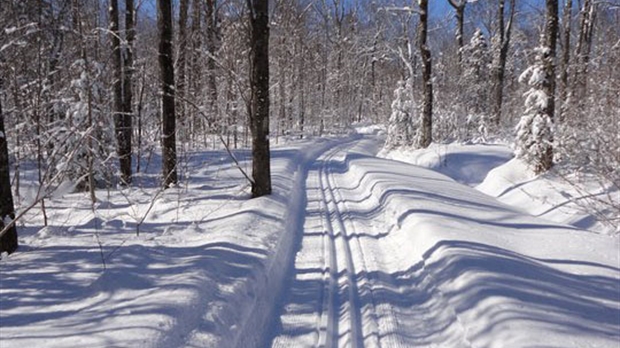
[1,135,618,348]
[268,135,618,347]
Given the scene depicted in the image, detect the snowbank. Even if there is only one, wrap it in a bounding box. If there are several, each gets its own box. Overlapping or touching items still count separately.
[337,148,619,346]
[0,138,340,348]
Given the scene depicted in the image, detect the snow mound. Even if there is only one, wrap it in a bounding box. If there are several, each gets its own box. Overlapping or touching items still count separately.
[380,142,514,187]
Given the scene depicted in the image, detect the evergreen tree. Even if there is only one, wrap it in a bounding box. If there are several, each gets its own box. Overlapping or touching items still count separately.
[386,80,414,149]
[515,45,554,173]
[516,0,558,174]
[461,28,491,141]
[51,59,114,191]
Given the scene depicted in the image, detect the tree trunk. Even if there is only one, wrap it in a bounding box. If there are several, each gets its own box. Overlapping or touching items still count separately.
[0,100,18,254]
[574,0,595,118]
[206,0,218,129]
[110,0,133,185]
[298,37,306,137]
[158,0,177,188]
[447,0,466,65]
[122,0,135,184]
[176,0,189,138]
[489,0,515,127]
[539,0,559,172]
[110,0,131,184]
[248,0,271,198]
[417,0,433,149]
[558,0,572,122]
[189,0,202,131]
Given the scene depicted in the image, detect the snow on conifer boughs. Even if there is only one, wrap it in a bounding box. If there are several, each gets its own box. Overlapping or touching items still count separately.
[515,45,554,173]
[386,80,415,148]
[460,28,491,141]
[50,59,114,191]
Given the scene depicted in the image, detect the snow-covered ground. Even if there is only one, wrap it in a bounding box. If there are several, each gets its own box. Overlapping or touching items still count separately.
[381,142,619,235]
[1,134,619,347]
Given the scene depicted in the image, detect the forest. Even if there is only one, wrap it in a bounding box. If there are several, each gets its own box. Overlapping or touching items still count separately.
[0,0,618,251]
[1,1,619,347]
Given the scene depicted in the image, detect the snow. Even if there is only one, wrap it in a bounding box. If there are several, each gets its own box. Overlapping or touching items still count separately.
[479,157,619,234]
[1,135,618,347]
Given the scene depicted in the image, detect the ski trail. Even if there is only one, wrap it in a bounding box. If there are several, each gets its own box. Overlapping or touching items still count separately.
[325,153,381,348]
[318,148,363,347]
[270,137,473,347]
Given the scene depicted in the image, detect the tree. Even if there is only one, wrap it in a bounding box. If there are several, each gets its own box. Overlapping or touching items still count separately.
[489,0,515,127]
[461,28,491,140]
[158,0,177,188]
[447,0,468,65]
[417,0,433,149]
[122,0,135,182]
[558,0,573,122]
[515,0,558,173]
[205,0,219,129]
[248,0,271,197]
[573,0,595,119]
[0,98,18,254]
[385,80,414,148]
[110,0,133,185]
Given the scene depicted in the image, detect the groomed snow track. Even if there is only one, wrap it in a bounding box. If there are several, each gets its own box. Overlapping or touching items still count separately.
[269,137,472,347]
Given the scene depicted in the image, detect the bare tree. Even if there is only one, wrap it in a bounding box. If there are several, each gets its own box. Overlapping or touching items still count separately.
[0,98,18,254]
[489,0,515,127]
[248,0,271,197]
[447,0,467,65]
[558,0,573,122]
[540,0,559,172]
[417,0,433,149]
[176,0,189,133]
[206,0,218,128]
[110,0,133,185]
[573,0,595,118]
[158,0,177,187]
[122,0,135,180]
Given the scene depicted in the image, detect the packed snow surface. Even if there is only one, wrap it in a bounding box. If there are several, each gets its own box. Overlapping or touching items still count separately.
[1,135,618,347]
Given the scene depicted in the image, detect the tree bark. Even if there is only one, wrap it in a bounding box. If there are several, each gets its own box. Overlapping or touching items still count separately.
[122,0,135,184]
[558,0,572,122]
[0,100,18,254]
[176,0,189,132]
[490,0,515,126]
[417,0,433,149]
[574,0,595,117]
[206,0,218,129]
[110,0,131,185]
[158,0,177,188]
[447,0,466,65]
[248,0,271,197]
[539,0,559,172]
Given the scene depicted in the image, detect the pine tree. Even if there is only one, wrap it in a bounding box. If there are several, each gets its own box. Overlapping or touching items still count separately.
[461,28,491,141]
[515,45,554,173]
[386,80,414,149]
[516,0,558,174]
